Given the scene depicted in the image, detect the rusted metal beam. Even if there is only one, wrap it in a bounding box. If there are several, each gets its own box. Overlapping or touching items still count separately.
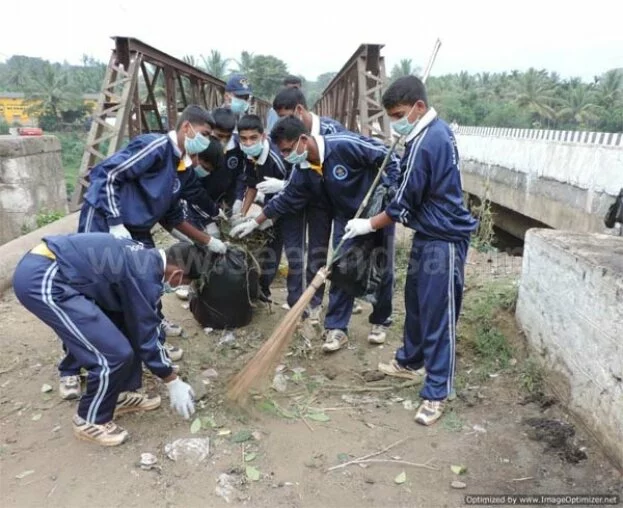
[313,43,391,143]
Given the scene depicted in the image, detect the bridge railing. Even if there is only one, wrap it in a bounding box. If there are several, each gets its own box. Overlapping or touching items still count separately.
[70,36,271,210]
[456,126,623,147]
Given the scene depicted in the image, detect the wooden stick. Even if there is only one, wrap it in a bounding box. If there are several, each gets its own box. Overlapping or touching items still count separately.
[320,379,419,393]
[510,476,535,482]
[326,438,409,472]
[300,416,315,433]
[355,459,439,471]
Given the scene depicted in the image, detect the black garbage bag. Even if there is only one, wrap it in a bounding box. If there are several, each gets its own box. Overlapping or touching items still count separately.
[328,184,392,303]
[604,188,623,229]
[189,246,260,329]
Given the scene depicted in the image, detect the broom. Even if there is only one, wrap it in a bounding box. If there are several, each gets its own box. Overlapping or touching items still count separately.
[226,39,442,403]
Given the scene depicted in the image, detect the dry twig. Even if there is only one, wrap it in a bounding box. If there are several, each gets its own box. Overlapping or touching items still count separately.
[326,438,410,472]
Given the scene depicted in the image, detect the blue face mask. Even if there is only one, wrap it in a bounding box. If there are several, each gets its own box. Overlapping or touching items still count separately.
[184,125,211,155]
[285,138,308,165]
[230,97,249,114]
[241,140,264,158]
[194,165,209,178]
[390,106,421,137]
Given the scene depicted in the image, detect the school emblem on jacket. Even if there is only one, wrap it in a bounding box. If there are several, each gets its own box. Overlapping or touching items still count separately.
[333,164,348,181]
[172,177,181,194]
[227,156,239,169]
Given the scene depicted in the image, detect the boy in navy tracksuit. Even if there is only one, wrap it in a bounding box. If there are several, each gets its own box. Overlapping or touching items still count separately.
[202,108,247,216]
[235,114,304,306]
[271,87,346,321]
[231,116,401,353]
[343,76,478,426]
[77,104,226,255]
[13,234,202,446]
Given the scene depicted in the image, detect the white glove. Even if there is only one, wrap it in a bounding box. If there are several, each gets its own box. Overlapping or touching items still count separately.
[343,218,375,240]
[229,218,260,238]
[232,199,243,215]
[205,222,221,238]
[108,223,132,240]
[254,191,265,205]
[256,177,285,195]
[259,218,273,231]
[166,377,195,419]
[207,236,227,254]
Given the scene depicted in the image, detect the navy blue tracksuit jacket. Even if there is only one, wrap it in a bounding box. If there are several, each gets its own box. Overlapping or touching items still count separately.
[241,140,304,305]
[264,131,401,331]
[13,234,172,425]
[78,133,187,246]
[386,112,478,402]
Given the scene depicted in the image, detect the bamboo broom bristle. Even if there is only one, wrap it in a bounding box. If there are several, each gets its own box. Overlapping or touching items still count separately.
[226,268,328,403]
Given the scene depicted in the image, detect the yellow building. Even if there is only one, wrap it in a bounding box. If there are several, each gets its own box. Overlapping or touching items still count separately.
[0,93,98,126]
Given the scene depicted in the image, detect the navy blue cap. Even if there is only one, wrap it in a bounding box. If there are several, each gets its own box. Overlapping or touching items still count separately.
[225,74,252,96]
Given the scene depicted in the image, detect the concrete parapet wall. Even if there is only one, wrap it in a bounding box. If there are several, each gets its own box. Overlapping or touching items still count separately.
[516,229,623,468]
[457,133,623,234]
[0,135,68,245]
[456,126,623,147]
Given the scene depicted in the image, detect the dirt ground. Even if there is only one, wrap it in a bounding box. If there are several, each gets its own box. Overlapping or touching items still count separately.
[0,234,621,508]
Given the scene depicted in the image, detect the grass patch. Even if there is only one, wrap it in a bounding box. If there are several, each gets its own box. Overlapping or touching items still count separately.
[520,357,545,395]
[461,277,518,378]
[441,409,465,432]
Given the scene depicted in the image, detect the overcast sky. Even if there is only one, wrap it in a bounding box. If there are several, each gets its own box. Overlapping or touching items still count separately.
[2,0,622,82]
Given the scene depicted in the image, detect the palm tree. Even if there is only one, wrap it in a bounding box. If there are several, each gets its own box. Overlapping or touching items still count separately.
[25,62,79,121]
[4,55,31,90]
[558,85,600,127]
[200,50,230,80]
[182,55,199,68]
[233,51,255,77]
[390,59,421,82]
[594,69,622,110]
[514,68,558,124]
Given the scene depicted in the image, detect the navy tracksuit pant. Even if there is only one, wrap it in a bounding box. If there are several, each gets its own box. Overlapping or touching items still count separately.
[306,204,332,310]
[324,217,395,332]
[13,254,146,424]
[259,213,305,308]
[395,236,469,401]
[67,203,162,378]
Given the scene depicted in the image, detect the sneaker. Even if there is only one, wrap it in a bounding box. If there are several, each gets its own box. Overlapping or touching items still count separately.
[321,329,348,353]
[378,359,425,380]
[115,391,162,416]
[59,375,82,400]
[368,324,388,345]
[72,414,128,447]
[175,286,190,300]
[308,305,322,326]
[281,303,291,311]
[162,319,183,337]
[352,301,364,315]
[164,343,184,362]
[414,399,446,426]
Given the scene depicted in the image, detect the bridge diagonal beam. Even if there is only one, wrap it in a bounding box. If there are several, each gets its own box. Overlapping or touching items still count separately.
[313,44,391,143]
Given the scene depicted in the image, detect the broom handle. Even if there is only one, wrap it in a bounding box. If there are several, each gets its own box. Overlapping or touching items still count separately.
[327,38,442,268]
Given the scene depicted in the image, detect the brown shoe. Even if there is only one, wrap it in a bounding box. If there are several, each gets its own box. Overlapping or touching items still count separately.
[72,414,128,447]
[115,391,161,416]
[321,329,348,352]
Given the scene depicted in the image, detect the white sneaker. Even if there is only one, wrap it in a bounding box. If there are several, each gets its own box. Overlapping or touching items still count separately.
[321,329,348,353]
[164,343,184,362]
[59,375,82,400]
[352,301,364,315]
[162,319,183,337]
[308,305,322,326]
[368,324,388,345]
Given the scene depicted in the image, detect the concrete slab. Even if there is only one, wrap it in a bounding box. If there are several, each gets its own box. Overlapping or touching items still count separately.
[516,228,623,468]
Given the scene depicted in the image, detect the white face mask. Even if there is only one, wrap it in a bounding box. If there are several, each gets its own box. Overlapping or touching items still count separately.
[390,104,421,137]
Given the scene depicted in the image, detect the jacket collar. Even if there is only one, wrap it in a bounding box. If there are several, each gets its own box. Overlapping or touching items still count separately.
[404,107,438,143]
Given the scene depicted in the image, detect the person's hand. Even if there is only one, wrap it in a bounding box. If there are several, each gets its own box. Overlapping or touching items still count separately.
[166,377,195,419]
[258,219,273,231]
[109,224,132,240]
[207,236,227,254]
[229,218,260,238]
[343,218,375,240]
[256,177,285,195]
[205,222,220,238]
[232,200,243,215]
[254,191,265,205]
